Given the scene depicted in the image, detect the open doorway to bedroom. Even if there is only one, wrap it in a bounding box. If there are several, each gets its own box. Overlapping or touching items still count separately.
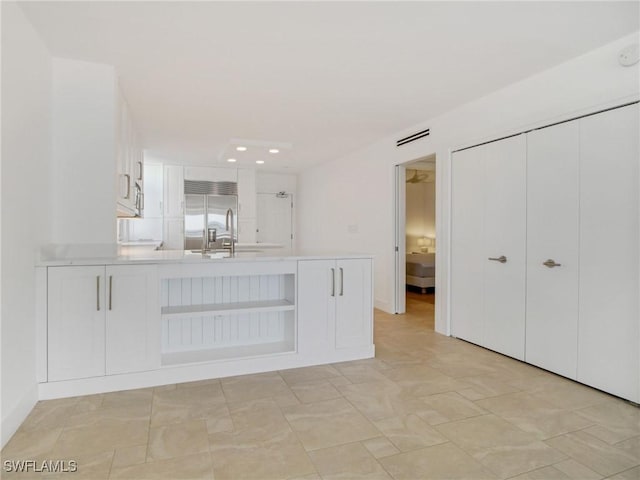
[394,154,436,330]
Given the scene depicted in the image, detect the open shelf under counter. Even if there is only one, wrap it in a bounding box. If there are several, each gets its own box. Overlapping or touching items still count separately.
[161,299,295,319]
[161,340,295,367]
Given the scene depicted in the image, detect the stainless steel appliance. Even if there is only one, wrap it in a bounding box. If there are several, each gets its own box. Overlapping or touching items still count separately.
[184,180,237,252]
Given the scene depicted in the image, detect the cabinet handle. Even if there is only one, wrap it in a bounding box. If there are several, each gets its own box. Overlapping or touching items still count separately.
[330,268,335,297]
[96,275,100,311]
[339,267,344,296]
[543,259,562,268]
[488,256,507,264]
[124,174,131,199]
[108,275,113,310]
[137,161,143,181]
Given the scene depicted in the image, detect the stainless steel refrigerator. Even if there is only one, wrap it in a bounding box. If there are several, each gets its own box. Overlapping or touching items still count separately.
[183,180,237,252]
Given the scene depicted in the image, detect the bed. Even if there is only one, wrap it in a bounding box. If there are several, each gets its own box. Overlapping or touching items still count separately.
[406,253,435,293]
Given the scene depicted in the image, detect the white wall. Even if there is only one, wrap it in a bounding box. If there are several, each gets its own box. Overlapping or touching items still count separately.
[298,32,640,333]
[406,181,436,253]
[1,2,52,447]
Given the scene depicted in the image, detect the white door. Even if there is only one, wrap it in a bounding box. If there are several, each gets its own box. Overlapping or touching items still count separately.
[105,265,161,375]
[335,259,373,349]
[163,165,184,218]
[526,121,580,379]
[48,266,106,381]
[257,193,293,254]
[482,135,527,360]
[451,146,485,345]
[578,104,640,401]
[297,260,336,356]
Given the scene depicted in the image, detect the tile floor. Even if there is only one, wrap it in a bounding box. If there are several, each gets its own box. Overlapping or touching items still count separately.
[2,292,639,479]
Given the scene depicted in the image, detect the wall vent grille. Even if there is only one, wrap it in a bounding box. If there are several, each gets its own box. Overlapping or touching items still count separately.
[397,128,430,147]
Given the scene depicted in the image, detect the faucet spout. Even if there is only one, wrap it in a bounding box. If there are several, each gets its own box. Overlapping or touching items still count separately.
[225,208,235,256]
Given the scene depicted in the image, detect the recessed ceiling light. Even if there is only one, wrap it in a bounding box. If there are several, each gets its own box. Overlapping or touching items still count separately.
[227,158,237,163]
[256,160,265,164]
[269,148,279,154]
[236,146,247,152]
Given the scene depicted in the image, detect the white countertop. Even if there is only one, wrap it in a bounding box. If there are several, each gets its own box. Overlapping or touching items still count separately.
[37,249,373,266]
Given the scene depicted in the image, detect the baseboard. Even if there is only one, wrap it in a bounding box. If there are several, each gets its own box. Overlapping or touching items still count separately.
[1,384,38,449]
[374,298,392,314]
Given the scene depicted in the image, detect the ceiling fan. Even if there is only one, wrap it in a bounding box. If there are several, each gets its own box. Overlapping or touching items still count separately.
[406,169,435,183]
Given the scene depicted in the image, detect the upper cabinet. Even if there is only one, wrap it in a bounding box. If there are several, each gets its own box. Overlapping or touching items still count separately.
[116,90,144,217]
[163,165,184,218]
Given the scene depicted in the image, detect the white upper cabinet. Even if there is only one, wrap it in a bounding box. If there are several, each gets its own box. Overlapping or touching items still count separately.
[163,165,184,218]
[578,104,639,402]
[116,85,143,217]
[526,122,580,379]
[142,163,163,219]
[184,166,237,182]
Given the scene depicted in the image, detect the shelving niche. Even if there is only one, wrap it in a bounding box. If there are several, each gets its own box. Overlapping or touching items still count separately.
[160,270,296,366]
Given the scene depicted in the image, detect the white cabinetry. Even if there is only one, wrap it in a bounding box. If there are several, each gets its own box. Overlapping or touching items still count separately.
[47,265,160,381]
[238,168,257,243]
[451,135,526,360]
[116,91,143,217]
[163,165,184,249]
[297,258,373,356]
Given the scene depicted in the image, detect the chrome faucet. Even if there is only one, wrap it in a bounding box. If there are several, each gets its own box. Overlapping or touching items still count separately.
[225,208,235,256]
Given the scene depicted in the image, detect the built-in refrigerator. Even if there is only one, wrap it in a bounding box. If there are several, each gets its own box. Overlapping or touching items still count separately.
[183,180,237,251]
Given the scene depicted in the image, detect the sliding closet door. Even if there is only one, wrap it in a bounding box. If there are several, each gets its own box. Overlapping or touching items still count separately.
[526,122,580,379]
[451,147,484,345]
[482,135,526,360]
[578,104,639,402]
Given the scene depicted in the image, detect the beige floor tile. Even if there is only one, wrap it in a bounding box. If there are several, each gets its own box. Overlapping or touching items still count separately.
[291,380,342,404]
[282,397,380,451]
[552,458,603,479]
[147,419,209,462]
[381,364,471,397]
[420,391,488,423]
[576,402,640,444]
[509,465,572,479]
[379,442,498,479]
[112,444,147,468]
[457,375,522,401]
[334,364,391,384]
[57,450,114,480]
[373,414,447,452]
[110,452,214,479]
[545,431,639,477]
[73,394,105,413]
[151,382,226,426]
[67,402,151,429]
[288,474,321,480]
[279,365,342,385]
[227,398,289,435]
[53,419,149,458]
[436,414,567,478]
[308,442,391,479]
[607,465,640,480]
[1,427,61,460]
[220,371,293,403]
[615,437,640,459]
[531,382,615,411]
[101,388,153,410]
[18,402,76,433]
[362,437,401,459]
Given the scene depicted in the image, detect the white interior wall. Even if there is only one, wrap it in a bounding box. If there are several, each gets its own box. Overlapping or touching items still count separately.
[297,32,640,333]
[1,2,52,448]
[405,181,436,253]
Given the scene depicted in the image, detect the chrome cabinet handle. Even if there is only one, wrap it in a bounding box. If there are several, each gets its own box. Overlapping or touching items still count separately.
[488,256,507,264]
[339,267,344,296]
[124,174,131,199]
[543,259,562,268]
[108,275,113,310]
[137,161,143,181]
[330,268,335,297]
[96,275,100,311]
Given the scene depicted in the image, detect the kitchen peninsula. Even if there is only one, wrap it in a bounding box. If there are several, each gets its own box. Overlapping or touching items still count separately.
[35,252,373,399]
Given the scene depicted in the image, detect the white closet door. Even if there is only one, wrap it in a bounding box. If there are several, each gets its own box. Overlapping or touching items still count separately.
[526,121,580,379]
[482,135,526,360]
[578,104,639,402]
[451,146,485,345]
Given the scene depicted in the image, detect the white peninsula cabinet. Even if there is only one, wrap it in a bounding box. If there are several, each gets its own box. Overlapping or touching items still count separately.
[297,258,373,358]
[47,265,159,381]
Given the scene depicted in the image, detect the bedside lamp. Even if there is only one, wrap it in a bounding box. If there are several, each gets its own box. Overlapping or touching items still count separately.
[418,236,433,253]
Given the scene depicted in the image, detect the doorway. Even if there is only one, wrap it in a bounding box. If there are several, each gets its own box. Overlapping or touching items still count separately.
[394,155,436,329]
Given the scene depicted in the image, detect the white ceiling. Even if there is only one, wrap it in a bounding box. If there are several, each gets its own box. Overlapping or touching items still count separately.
[19,1,639,172]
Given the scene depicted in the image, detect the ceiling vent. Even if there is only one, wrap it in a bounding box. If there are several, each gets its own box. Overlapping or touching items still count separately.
[397,128,430,147]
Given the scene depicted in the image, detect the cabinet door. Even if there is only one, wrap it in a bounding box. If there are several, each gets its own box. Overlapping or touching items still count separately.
[163,218,184,250]
[451,146,485,345]
[238,218,257,243]
[143,163,163,218]
[482,135,526,360]
[106,265,160,375]
[48,266,106,381]
[578,104,639,401]
[297,260,336,356]
[335,259,372,349]
[163,165,184,218]
[238,168,257,219]
[526,121,580,379]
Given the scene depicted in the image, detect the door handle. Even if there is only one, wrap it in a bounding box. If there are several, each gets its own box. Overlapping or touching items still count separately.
[330,268,335,297]
[96,275,100,311]
[488,255,507,264]
[339,267,344,296]
[108,275,113,310]
[124,174,131,199]
[543,259,562,268]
